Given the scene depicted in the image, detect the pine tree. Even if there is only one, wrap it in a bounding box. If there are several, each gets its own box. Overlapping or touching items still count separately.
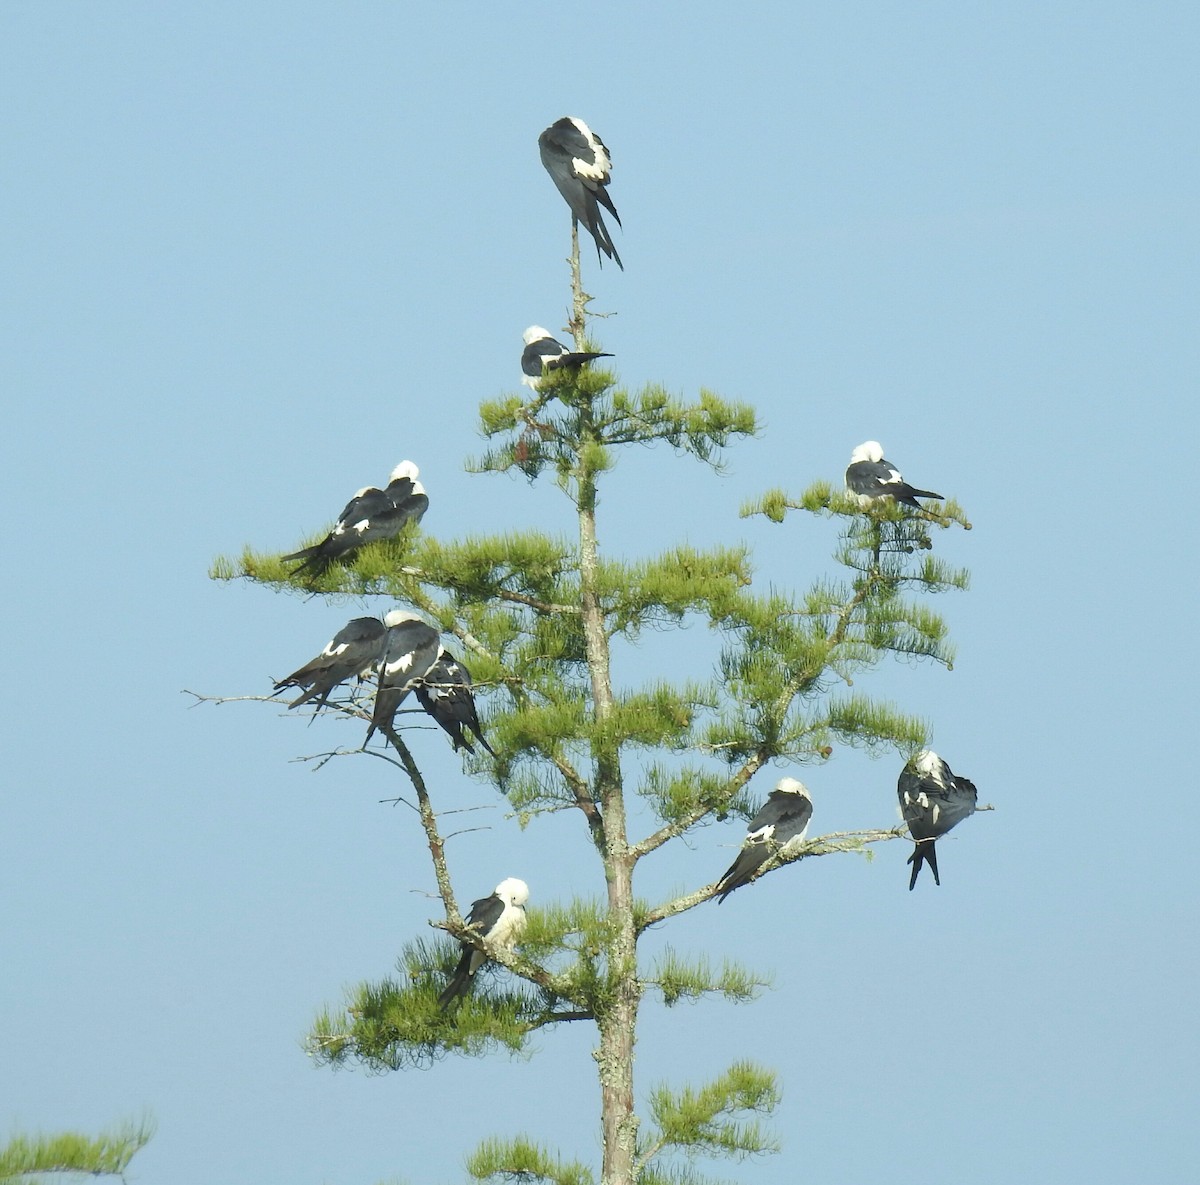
[211,223,971,1185]
[0,1120,153,1183]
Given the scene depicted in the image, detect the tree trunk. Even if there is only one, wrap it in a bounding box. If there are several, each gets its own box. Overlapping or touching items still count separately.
[598,853,640,1185]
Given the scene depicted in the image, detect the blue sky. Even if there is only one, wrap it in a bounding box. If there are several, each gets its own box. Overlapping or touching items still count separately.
[2,3,1197,1183]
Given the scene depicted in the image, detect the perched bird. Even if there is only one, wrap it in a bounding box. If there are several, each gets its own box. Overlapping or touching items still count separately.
[897,750,980,890]
[364,610,441,744]
[272,616,386,710]
[714,778,814,903]
[416,649,496,756]
[282,461,428,578]
[844,441,943,509]
[520,326,613,391]
[437,877,530,1010]
[538,116,623,269]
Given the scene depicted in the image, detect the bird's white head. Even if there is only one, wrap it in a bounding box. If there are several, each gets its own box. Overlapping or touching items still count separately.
[390,460,419,482]
[914,750,942,775]
[523,326,553,345]
[850,441,885,464]
[775,777,811,798]
[494,877,530,906]
[383,609,424,628]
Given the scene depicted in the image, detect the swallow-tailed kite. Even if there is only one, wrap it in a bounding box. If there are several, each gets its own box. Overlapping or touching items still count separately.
[844,442,942,509]
[364,610,441,744]
[898,750,979,890]
[538,116,623,269]
[714,778,813,903]
[415,649,496,756]
[283,461,428,578]
[437,877,530,1010]
[273,616,386,710]
[520,326,613,391]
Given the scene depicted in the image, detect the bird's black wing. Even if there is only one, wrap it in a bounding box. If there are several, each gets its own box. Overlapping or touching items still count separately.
[333,484,390,528]
[416,653,494,755]
[539,118,595,164]
[898,769,941,842]
[845,459,897,497]
[538,123,623,269]
[438,891,503,1010]
[714,841,769,902]
[548,350,614,371]
[747,790,813,841]
[366,621,440,741]
[938,772,979,831]
[276,617,385,708]
[465,891,505,936]
[848,459,941,507]
[521,340,555,378]
[381,476,415,507]
[716,792,813,902]
[392,490,429,529]
[539,137,592,226]
[345,488,426,549]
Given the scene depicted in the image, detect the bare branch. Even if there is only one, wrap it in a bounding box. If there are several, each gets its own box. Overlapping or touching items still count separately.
[378,724,459,919]
[523,1008,594,1032]
[546,750,605,844]
[637,825,909,930]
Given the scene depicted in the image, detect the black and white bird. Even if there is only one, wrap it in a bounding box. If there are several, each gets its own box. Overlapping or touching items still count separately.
[283,461,428,578]
[364,610,441,744]
[538,116,623,269]
[437,877,530,1010]
[272,616,386,711]
[520,326,613,392]
[415,649,496,756]
[844,442,943,509]
[897,750,979,890]
[714,778,814,903]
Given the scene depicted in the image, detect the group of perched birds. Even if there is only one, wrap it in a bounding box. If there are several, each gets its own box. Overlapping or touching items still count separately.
[273,599,494,758]
[714,747,980,904]
[263,117,981,1010]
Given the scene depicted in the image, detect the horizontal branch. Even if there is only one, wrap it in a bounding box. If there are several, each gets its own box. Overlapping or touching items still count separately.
[637,826,910,930]
[429,917,578,1002]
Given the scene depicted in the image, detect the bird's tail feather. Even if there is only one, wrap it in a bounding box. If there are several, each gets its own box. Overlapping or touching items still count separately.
[281,548,331,579]
[594,185,622,226]
[907,840,940,889]
[288,684,334,711]
[583,194,623,270]
[437,955,474,1010]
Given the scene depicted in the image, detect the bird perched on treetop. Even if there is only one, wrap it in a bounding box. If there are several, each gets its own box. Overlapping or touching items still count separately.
[520,326,613,391]
[282,461,428,579]
[713,778,813,903]
[364,610,441,745]
[844,442,942,510]
[272,616,386,711]
[415,648,496,756]
[438,877,530,1010]
[538,116,623,269]
[897,750,980,890]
